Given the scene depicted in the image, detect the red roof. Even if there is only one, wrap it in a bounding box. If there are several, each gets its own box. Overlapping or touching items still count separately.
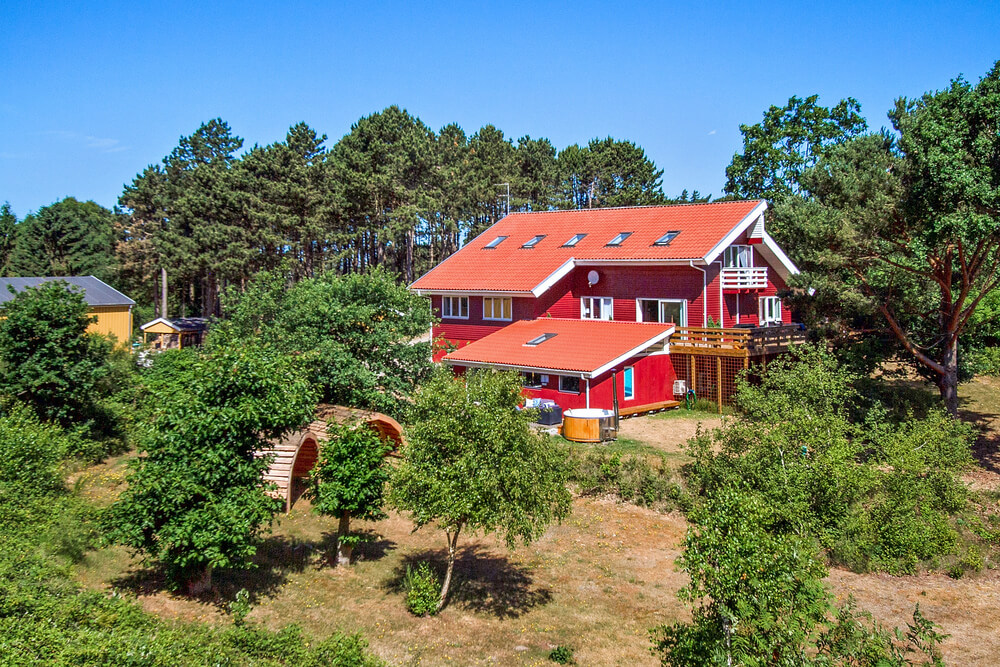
[442,318,675,377]
[411,200,765,293]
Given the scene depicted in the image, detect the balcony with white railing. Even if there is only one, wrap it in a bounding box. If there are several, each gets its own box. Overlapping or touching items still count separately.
[721,266,768,290]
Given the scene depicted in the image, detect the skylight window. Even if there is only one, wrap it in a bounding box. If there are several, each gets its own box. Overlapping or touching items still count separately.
[483,235,508,249]
[522,234,546,248]
[653,230,681,246]
[606,232,632,246]
[525,333,558,347]
[562,233,587,247]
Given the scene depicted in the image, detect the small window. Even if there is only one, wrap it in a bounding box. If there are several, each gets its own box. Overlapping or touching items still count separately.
[623,367,634,400]
[483,297,512,321]
[559,376,581,393]
[581,297,614,320]
[563,233,587,247]
[525,333,557,347]
[440,296,469,319]
[523,372,547,388]
[483,236,508,249]
[522,235,546,248]
[653,230,680,246]
[606,232,632,246]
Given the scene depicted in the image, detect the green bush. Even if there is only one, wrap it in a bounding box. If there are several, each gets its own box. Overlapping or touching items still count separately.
[403,562,440,616]
[548,644,575,664]
[684,346,977,574]
[966,346,1000,376]
[570,450,684,509]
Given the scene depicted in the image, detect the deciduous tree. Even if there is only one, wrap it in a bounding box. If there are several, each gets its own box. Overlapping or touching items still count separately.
[0,281,107,424]
[306,422,390,567]
[390,369,572,612]
[104,345,315,592]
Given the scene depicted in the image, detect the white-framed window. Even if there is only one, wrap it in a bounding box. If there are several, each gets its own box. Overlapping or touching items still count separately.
[723,245,753,268]
[760,296,782,325]
[523,372,547,388]
[559,376,581,393]
[581,297,614,320]
[636,298,687,326]
[440,296,469,319]
[623,366,634,400]
[483,297,512,321]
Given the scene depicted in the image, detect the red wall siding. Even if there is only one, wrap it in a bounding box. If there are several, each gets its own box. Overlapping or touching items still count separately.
[496,352,677,412]
[570,265,709,326]
[431,294,536,359]
[717,247,794,326]
[534,274,578,319]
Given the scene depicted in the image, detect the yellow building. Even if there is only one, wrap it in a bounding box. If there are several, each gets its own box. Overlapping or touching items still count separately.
[0,276,135,344]
[139,317,209,350]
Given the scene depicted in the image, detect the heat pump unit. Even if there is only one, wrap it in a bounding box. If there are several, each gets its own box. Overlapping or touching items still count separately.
[673,380,687,395]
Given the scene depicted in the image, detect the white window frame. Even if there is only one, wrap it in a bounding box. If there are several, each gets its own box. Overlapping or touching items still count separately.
[635,298,687,326]
[723,245,753,268]
[440,296,469,320]
[581,296,614,320]
[760,296,782,325]
[559,375,581,393]
[523,372,547,388]
[623,366,635,401]
[482,297,512,321]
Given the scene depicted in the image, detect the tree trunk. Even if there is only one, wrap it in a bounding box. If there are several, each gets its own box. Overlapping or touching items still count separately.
[336,511,352,567]
[186,564,213,595]
[436,522,463,612]
[939,337,960,416]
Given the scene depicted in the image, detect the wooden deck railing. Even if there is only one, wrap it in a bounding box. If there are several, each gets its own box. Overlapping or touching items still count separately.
[670,324,806,356]
[720,266,768,290]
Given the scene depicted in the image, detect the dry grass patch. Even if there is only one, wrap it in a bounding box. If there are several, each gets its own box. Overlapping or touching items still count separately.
[74,493,690,666]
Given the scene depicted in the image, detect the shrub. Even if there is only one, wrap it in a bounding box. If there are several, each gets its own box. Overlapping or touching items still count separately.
[684,345,977,574]
[569,450,683,510]
[403,562,440,617]
[548,644,575,664]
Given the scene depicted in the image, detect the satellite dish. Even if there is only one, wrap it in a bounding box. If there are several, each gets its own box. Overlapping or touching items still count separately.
[587,270,600,286]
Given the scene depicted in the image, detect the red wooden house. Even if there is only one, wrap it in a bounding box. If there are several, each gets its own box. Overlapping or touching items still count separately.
[410,200,805,412]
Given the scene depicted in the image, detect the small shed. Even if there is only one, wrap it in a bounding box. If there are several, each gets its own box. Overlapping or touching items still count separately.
[259,404,404,511]
[140,317,210,350]
[0,276,135,344]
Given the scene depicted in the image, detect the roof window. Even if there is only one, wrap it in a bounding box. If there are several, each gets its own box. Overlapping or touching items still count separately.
[562,233,587,247]
[525,333,558,347]
[653,230,681,246]
[522,234,546,248]
[483,235,508,249]
[606,232,632,246]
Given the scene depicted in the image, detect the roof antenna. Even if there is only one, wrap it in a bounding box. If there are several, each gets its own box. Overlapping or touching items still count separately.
[495,182,510,217]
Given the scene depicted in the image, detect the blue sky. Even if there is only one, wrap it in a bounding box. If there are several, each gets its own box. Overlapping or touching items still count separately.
[2,1,997,217]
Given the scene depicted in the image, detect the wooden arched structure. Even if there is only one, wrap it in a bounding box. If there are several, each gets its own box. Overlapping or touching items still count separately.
[260,405,404,511]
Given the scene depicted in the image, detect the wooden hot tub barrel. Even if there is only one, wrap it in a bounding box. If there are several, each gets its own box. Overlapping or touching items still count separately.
[562,408,616,443]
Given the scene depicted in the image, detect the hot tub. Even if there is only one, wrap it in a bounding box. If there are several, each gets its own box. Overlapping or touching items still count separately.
[562,408,617,443]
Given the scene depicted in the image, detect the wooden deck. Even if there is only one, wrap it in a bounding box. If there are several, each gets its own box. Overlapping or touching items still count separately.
[668,324,806,357]
[619,400,681,418]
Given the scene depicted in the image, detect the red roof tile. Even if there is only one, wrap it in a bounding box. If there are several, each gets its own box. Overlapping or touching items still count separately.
[442,318,674,376]
[411,200,765,293]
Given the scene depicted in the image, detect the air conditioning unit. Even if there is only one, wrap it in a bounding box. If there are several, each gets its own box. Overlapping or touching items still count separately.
[673,380,687,396]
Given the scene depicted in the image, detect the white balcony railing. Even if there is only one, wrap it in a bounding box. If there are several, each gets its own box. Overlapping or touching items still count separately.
[721,266,767,290]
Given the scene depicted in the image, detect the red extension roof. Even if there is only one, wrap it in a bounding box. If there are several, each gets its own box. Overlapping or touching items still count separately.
[442,318,675,377]
[410,200,766,294]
